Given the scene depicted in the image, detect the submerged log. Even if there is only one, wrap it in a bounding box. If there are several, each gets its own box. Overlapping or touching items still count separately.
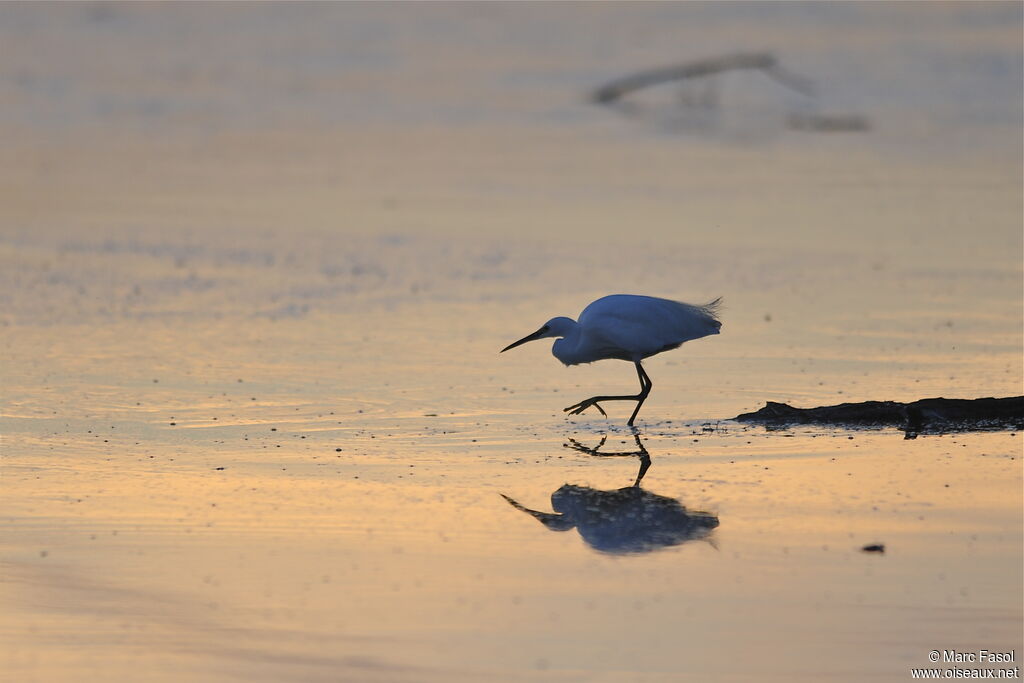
[734,397,1024,433]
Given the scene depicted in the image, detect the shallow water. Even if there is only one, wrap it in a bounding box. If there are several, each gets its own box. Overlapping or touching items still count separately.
[2,3,1022,681]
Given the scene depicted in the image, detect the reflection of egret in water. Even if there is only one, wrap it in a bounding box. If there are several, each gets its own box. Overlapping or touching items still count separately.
[564,432,652,486]
[502,433,719,555]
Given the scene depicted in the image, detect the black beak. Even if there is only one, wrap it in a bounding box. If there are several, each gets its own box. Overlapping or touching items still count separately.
[500,326,548,353]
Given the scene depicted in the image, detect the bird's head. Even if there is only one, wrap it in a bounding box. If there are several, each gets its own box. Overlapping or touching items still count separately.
[500,316,576,353]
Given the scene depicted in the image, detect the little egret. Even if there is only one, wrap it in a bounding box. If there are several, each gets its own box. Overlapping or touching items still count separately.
[500,294,721,426]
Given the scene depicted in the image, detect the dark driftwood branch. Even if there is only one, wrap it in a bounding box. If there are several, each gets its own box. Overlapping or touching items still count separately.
[734,397,1023,433]
[591,52,816,104]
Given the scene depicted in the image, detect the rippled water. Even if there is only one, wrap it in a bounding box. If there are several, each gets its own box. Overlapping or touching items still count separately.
[2,3,1021,681]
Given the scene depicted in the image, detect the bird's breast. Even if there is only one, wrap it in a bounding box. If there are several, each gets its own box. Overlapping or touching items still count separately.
[553,335,634,365]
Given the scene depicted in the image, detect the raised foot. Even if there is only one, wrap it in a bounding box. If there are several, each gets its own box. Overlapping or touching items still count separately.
[563,398,608,418]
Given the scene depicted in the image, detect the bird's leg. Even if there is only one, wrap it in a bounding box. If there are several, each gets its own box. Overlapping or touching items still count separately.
[563,362,652,426]
[627,363,652,426]
[563,399,608,418]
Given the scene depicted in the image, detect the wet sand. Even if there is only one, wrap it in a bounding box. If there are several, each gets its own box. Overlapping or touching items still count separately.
[2,3,1022,681]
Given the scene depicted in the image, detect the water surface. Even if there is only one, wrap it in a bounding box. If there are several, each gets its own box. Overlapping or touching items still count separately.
[2,3,1021,681]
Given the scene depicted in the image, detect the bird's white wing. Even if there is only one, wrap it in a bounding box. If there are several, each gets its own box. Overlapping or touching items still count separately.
[578,295,721,361]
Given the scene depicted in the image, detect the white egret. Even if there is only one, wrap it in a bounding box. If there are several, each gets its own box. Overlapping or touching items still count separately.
[501,294,721,426]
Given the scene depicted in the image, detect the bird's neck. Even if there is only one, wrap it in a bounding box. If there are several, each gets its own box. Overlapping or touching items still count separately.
[551,323,581,365]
